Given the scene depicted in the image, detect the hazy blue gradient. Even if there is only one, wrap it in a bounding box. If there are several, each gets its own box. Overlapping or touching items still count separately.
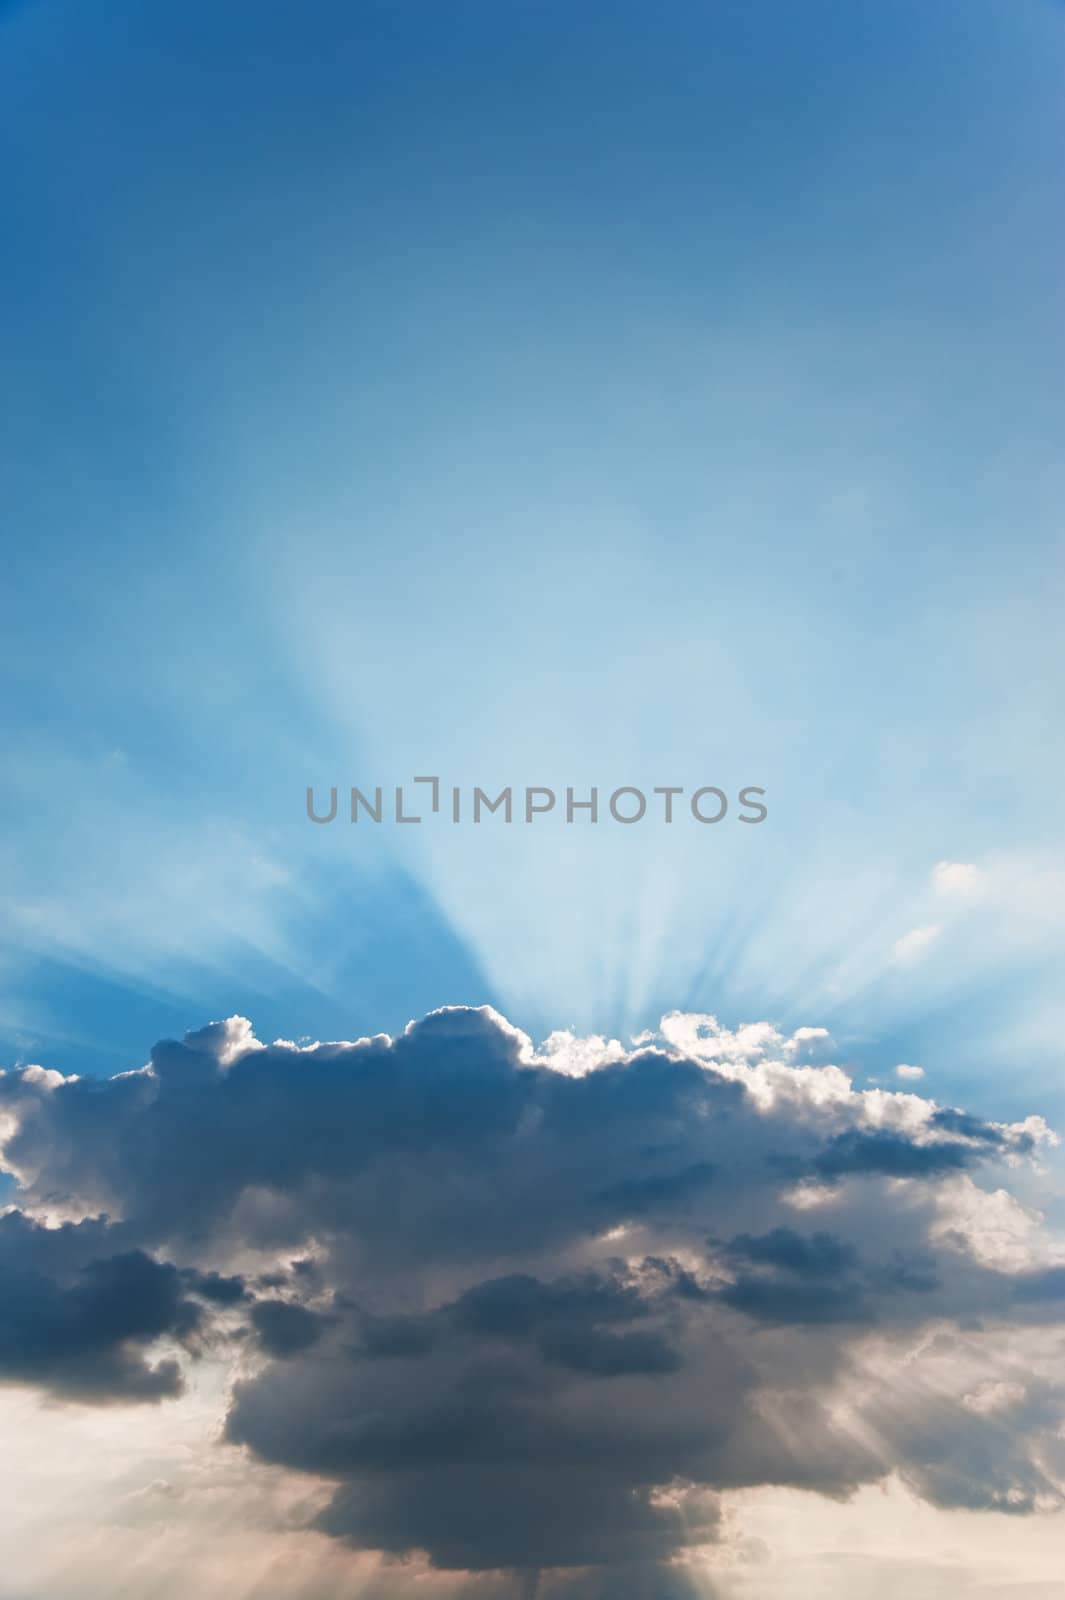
[2,0,1063,1129]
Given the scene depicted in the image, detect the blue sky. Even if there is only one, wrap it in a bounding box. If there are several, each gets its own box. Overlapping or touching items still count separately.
[2,0,1064,1125]
[4,6,1065,1597]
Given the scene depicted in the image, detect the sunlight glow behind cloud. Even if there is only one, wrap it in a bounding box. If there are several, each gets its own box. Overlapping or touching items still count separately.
[2,1004,1065,1596]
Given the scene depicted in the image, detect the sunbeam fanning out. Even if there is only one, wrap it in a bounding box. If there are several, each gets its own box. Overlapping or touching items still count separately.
[2,1006,1065,1596]
[2,0,1064,1120]
[2,0,1064,1594]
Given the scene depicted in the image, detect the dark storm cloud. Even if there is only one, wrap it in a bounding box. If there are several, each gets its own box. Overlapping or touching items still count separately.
[250,1298,330,1357]
[594,1160,717,1216]
[354,1268,684,1377]
[929,1107,1012,1144]
[712,1228,946,1326]
[813,1127,980,1179]
[0,1212,199,1402]
[1,1005,1062,1586]
[725,1227,858,1276]
[1011,1265,1065,1303]
[183,1267,248,1304]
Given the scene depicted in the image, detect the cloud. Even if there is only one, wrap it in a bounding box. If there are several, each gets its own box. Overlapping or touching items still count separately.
[921,852,1065,949]
[250,1299,330,1358]
[2,1006,1065,1592]
[932,861,986,897]
[896,1063,925,1081]
[725,1227,858,1277]
[892,925,942,963]
[0,1213,200,1403]
[813,1127,978,1179]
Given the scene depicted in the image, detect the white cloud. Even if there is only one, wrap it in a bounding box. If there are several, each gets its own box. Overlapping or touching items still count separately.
[932,861,986,897]
[892,924,942,963]
[963,1380,1028,1416]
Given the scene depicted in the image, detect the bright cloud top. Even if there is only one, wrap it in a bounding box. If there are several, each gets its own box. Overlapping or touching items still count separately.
[1,1007,1064,1597]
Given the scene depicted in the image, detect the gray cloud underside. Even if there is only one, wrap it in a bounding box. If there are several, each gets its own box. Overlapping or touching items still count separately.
[2,1006,1063,1592]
